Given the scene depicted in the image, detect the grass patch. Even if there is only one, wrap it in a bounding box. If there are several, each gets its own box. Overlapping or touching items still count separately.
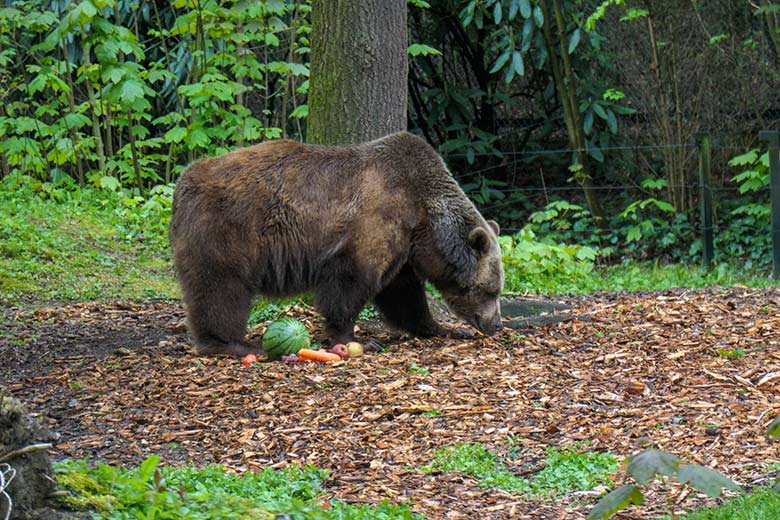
[423,443,531,493]
[55,455,421,519]
[530,446,619,496]
[2,178,778,307]
[669,486,780,519]
[505,261,780,296]
[423,443,618,497]
[0,177,176,304]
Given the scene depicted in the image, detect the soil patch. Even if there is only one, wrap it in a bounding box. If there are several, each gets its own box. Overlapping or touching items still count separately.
[1,288,780,519]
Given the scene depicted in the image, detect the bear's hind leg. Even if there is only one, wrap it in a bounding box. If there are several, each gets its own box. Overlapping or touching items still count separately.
[374,263,442,338]
[183,275,256,357]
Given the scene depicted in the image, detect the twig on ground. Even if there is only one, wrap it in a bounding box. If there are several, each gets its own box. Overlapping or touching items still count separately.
[0,443,53,463]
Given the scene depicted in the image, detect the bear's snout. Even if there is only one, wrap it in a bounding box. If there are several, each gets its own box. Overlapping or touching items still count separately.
[475,312,503,336]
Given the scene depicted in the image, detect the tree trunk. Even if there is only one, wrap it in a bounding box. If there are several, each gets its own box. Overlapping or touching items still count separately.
[82,41,107,175]
[540,0,606,225]
[307,0,408,145]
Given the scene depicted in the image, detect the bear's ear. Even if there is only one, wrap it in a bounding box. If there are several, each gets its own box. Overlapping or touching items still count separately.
[468,226,492,254]
[487,220,500,236]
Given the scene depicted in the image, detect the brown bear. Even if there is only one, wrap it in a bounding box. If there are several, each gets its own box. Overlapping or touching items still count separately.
[169,131,504,357]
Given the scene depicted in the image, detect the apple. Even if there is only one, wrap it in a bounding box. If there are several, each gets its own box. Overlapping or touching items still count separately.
[241,353,258,366]
[346,341,364,357]
[330,344,349,359]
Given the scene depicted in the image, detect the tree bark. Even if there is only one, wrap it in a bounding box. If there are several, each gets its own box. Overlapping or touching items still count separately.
[540,0,606,225]
[307,0,408,145]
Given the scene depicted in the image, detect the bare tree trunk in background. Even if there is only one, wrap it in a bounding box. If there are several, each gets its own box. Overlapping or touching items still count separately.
[645,2,698,213]
[540,0,606,225]
[307,0,408,145]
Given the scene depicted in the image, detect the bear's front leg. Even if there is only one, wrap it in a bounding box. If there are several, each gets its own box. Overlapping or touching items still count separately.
[374,263,443,338]
[315,262,382,349]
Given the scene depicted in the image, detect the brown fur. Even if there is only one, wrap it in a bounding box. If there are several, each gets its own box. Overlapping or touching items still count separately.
[169,132,504,356]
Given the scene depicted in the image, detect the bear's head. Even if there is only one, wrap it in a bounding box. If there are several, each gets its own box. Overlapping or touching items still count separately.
[432,220,504,336]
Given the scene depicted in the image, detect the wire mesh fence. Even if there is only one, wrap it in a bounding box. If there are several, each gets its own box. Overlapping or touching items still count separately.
[450,132,780,275]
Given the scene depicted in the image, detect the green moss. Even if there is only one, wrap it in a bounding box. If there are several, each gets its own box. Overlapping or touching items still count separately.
[56,472,116,512]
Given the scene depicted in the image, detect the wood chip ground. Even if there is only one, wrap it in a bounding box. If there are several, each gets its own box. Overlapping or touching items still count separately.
[1,287,779,518]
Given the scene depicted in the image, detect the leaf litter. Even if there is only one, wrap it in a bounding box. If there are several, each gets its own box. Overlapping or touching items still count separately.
[1,287,779,519]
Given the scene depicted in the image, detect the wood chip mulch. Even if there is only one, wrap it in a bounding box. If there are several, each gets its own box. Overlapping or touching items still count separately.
[2,287,780,519]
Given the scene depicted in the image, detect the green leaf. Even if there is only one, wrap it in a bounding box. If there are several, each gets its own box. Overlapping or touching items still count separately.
[137,455,160,483]
[408,43,442,57]
[290,104,308,118]
[592,103,608,120]
[677,464,741,498]
[519,0,531,18]
[610,105,637,115]
[583,110,594,134]
[511,51,524,77]
[756,4,780,14]
[62,113,91,130]
[163,126,187,144]
[568,29,581,54]
[508,0,519,20]
[460,1,475,27]
[99,176,121,191]
[653,200,675,213]
[28,74,47,96]
[606,110,618,134]
[641,177,667,190]
[627,449,680,485]
[768,417,780,438]
[504,61,516,83]
[626,225,641,243]
[186,128,210,149]
[119,79,145,104]
[603,88,625,101]
[588,142,604,162]
[533,5,544,27]
[521,18,534,52]
[620,8,649,22]
[493,2,502,24]
[102,65,126,85]
[588,485,644,520]
[727,149,759,167]
[490,50,511,73]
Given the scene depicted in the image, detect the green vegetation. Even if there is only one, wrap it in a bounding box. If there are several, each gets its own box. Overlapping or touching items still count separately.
[1,176,775,306]
[423,443,618,497]
[531,446,620,497]
[588,449,741,520]
[0,175,175,304]
[717,347,746,359]
[55,455,421,519]
[423,442,531,493]
[408,363,430,375]
[669,487,780,520]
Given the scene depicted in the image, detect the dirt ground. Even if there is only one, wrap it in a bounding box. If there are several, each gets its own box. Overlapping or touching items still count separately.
[1,287,779,519]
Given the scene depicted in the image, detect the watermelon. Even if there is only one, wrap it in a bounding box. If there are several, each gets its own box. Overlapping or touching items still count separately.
[262,318,311,360]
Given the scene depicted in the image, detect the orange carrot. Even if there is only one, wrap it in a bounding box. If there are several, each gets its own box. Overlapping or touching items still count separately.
[297,349,342,362]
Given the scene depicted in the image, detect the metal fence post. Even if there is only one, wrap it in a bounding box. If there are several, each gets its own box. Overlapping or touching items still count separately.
[695,132,714,270]
[759,130,780,278]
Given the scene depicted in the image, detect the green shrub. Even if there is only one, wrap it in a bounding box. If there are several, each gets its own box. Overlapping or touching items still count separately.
[500,228,597,294]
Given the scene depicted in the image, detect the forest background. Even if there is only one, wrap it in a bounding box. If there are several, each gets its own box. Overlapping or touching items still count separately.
[2,0,780,298]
